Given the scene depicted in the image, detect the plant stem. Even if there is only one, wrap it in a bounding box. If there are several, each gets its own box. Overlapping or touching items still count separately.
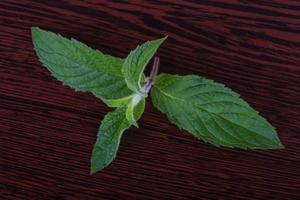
[144,56,160,93]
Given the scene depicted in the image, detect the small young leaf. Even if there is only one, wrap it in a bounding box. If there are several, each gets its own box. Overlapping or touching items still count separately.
[104,94,134,107]
[90,99,145,174]
[31,27,132,102]
[125,93,145,127]
[122,36,167,92]
[104,91,147,108]
[151,73,283,149]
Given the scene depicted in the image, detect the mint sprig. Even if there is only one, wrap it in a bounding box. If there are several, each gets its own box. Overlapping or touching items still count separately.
[31,27,283,174]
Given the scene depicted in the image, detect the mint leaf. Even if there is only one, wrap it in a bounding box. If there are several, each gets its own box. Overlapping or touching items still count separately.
[104,94,134,107]
[125,93,145,127]
[31,27,132,102]
[90,99,145,174]
[151,73,283,149]
[122,36,167,92]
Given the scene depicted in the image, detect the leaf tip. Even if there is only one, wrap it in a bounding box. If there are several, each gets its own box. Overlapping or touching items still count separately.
[31,27,44,45]
[90,159,103,175]
[270,134,285,149]
[273,140,285,149]
[133,121,139,128]
[90,166,97,175]
[158,35,168,43]
[31,26,40,35]
[259,137,284,150]
[31,26,39,30]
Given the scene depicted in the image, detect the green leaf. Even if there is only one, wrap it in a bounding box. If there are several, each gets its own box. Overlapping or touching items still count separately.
[151,73,283,149]
[104,94,134,107]
[125,93,145,127]
[122,36,167,92]
[104,91,147,108]
[31,27,132,101]
[90,99,145,174]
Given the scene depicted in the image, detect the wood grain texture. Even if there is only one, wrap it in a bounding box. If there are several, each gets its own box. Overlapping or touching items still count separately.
[1,0,300,199]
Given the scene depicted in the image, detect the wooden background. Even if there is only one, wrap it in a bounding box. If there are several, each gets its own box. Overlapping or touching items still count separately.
[1,0,300,199]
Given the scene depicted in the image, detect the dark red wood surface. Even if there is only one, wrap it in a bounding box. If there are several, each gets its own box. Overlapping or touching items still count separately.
[1,0,300,199]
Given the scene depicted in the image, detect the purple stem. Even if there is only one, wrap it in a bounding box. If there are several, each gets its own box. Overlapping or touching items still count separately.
[144,56,160,93]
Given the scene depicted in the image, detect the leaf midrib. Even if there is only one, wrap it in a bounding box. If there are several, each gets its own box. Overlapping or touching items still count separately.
[153,85,184,102]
